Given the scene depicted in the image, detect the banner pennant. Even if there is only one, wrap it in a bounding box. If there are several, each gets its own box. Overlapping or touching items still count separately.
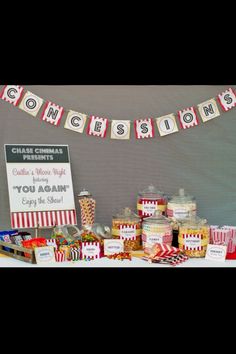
[217,88,236,112]
[197,98,220,123]
[64,110,87,133]
[19,91,44,117]
[0,85,24,106]
[111,120,130,139]
[134,118,155,139]
[178,107,199,129]
[41,101,64,126]
[156,114,179,136]
[87,115,109,138]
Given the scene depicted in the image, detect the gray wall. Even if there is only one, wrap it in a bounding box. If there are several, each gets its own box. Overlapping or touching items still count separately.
[0,85,235,231]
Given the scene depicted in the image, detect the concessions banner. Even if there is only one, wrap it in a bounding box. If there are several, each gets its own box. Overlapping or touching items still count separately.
[1,85,236,140]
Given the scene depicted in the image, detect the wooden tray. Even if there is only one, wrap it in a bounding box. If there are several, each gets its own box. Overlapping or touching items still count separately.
[0,240,36,264]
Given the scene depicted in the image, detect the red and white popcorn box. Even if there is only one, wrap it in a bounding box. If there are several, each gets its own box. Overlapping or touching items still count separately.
[210,225,219,243]
[222,226,236,253]
[81,242,101,260]
[211,228,231,245]
[55,250,65,262]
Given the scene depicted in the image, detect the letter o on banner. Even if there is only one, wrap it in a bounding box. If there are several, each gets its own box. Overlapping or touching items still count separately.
[64,110,87,133]
[111,120,130,139]
[19,91,44,117]
[178,107,199,129]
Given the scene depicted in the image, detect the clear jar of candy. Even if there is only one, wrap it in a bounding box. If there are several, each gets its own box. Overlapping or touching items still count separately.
[142,210,173,252]
[178,215,210,257]
[167,188,197,222]
[137,185,168,219]
[112,207,142,251]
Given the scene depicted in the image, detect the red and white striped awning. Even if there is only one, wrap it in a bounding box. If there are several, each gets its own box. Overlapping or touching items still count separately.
[11,210,77,228]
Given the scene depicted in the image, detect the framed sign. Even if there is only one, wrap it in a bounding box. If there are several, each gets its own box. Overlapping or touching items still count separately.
[4,144,77,228]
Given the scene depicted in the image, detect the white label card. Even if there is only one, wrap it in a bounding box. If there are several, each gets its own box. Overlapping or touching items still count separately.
[205,244,227,262]
[34,246,56,264]
[104,239,124,255]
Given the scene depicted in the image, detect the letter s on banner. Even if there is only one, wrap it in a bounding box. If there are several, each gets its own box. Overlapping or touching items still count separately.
[111,120,130,139]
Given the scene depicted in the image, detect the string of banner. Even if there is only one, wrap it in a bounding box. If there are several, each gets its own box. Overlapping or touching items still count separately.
[1,85,236,140]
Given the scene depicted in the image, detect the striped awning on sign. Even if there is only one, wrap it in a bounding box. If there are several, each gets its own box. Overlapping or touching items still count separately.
[11,210,77,228]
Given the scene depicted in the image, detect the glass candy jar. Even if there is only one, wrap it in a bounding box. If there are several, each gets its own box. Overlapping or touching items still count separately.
[178,215,210,258]
[137,185,168,219]
[142,210,173,251]
[112,207,142,251]
[167,188,197,222]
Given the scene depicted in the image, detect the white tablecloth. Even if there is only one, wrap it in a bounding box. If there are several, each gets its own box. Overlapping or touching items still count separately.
[0,256,236,267]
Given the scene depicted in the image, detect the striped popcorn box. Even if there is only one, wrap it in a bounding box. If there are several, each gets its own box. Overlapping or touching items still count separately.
[70,247,80,261]
[211,228,230,245]
[222,226,236,242]
[210,225,219,243]
[55,250,65,262]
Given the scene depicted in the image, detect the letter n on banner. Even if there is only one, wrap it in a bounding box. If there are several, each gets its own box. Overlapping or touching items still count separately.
[197,98,220,123]
[87,115,109,138]
[217,88,236,112]
[0,85,24,106]
[134,118,155,139]
[156,114,179,136]
[178,107,199,129]
[41,101,64,126]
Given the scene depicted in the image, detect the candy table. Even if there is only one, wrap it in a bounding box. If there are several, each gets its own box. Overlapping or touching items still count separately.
[0,256,236,267]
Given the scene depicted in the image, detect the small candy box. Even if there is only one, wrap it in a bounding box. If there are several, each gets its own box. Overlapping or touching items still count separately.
[137,185,167,219]
[112,207,142,251]
[142,210,173,252]
[178,215,210,258]
[0,230,18,252]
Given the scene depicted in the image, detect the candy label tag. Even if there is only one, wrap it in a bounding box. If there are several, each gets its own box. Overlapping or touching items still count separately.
[104,239,124,255]
[34,246,56,264]
[205,244,227,262]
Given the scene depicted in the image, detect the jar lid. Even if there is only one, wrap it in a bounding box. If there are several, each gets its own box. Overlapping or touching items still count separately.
[138,184,166,198]
[168,188,195,204]
[77,189,92,198]
[143,210,171,225]
[179,214,208,227]
[113,207,140,221]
